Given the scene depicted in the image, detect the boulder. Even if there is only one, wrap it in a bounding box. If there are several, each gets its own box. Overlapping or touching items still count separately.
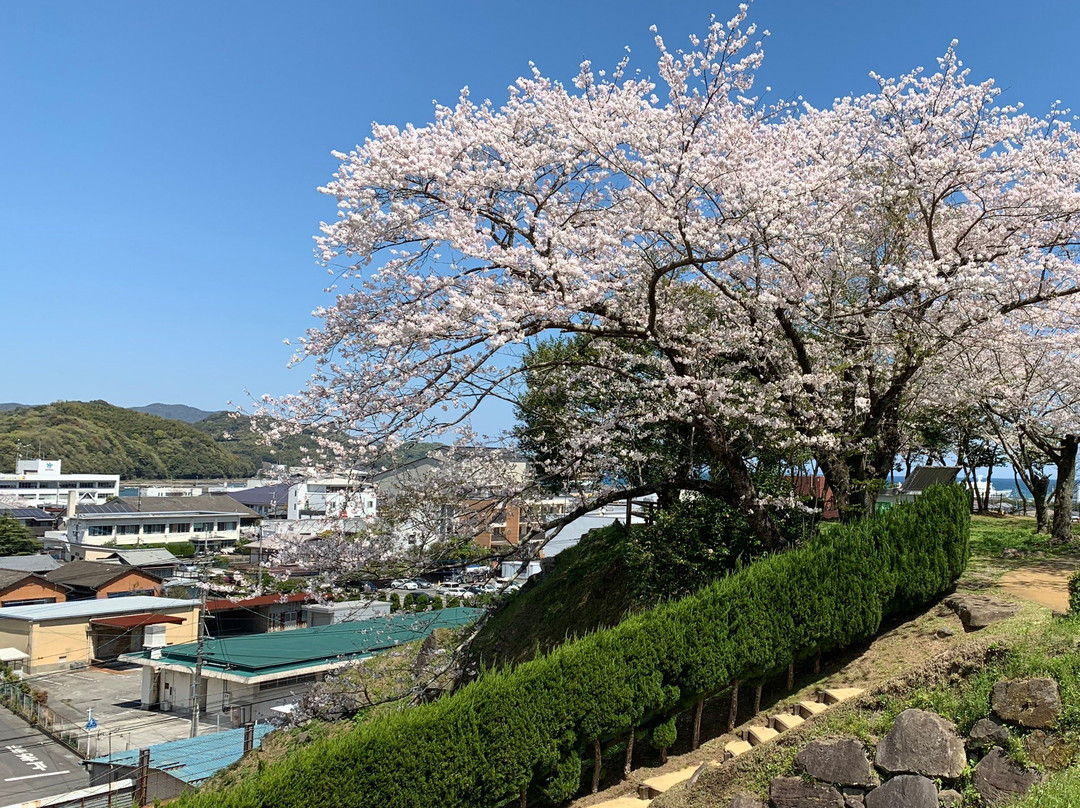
[944,594,1020,630]
[726,794,766,808]
[843,797,864,808]
[768,776,844,808]
[991,678,1061,728]
[864,775,937,808]
[796,739,877,787]
[968,717,1011,751]
[937,789,963,807]
[874,709,966,779]
[973,749,1041,806]
[1023,729,1074,771]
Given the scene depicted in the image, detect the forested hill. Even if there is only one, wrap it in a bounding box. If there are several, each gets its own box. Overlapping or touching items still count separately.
[0,401,256,479]
[129,403,215,423]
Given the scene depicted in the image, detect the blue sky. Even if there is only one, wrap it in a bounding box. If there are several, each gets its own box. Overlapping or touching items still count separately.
[3,0,1079,432]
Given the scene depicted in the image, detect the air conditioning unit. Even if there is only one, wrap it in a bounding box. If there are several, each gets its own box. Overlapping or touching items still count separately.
[160,699,172,712]
[143,624,167,649]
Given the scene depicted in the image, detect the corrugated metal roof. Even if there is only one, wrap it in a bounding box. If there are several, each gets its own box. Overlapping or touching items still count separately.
[88,722,275,785]
[904,466,962,492]
[0,555,61,573]
[136,607,483,676]
[0,596,198,622]
[104,548,179,567]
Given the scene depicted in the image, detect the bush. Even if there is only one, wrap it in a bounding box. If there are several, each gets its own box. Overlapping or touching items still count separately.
[1069,568,1080,616]
[176,485,969,808]
[389,593,401,612]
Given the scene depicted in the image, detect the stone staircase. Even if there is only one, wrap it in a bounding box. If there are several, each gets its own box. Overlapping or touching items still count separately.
[590,686,864,808]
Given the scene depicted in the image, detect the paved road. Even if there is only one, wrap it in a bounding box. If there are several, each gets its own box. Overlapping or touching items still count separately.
[0,708,86,805]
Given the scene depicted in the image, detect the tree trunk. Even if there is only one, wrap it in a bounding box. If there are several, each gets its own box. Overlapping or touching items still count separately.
[753,682,762,715]
[1051,436,1079,544]
[692,696,704,750]
[592,739,601,794]
[520,786,527,808]
[983,458,995,512]
[622,731,634,780]
[813,651,821,674]
[660,746,668,764]
[787,661,794,691]
[1014,470,1028,516]
[1031,475,1051,534]
[727,679,739,732]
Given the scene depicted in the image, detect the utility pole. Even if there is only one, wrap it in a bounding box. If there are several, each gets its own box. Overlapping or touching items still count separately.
[189,563,207,738]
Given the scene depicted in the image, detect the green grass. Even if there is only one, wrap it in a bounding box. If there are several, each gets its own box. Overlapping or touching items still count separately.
[1007,766,1080,807]
[968,515,1078,558]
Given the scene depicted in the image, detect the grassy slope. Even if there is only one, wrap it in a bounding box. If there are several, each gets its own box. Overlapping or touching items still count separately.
[469,524,641,668]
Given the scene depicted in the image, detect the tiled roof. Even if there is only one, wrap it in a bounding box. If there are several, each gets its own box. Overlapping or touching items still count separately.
[904,466,962,492]
[46,560,162,589]
[103,548,179,567]
[0,555,61,573]
[0,507,54,520]
[88,722,275,785]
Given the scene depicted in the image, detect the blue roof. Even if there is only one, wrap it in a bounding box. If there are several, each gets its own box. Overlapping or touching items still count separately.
[89,722,275,785]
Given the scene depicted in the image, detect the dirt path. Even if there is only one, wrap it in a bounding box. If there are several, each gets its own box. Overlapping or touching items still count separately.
[998,558,1075,613]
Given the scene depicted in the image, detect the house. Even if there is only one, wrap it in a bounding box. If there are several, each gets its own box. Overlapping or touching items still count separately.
[93,548,180,580]
[0,596,200,673]
[0,506,57,537]
[87,723,275,803]
[0,570,70,607]
[123,607,483,725]
[0,554,61,574]
[302,599,391,627]
[286,477,375,521]
[45,560,163,600]
[0,458,119,507]
[121,495,263,530]
[876,466,962,511]
[205,592,316,637]
[226,482,294,519]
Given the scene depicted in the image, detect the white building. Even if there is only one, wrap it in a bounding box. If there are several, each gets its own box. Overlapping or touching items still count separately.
[287,477,376,521]
[0,459,119,507]
[61,509,245,555]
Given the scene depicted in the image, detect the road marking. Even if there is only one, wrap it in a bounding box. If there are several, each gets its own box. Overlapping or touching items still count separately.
[5,770,71,781]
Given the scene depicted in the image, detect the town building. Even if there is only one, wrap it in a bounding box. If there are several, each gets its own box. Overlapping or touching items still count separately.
[92,547,180,580]
[0,554,61,574]
[205,592,315,637]
[0,506,57,537]
[45,560,163,600]
[875,466,962,511]
[287,477,375,521]
[0,459,119,507]
[302,599,390,627]
[0,596,200,673]
[123,608,483,724]
[227,481,294,519]
[0,570,69,607]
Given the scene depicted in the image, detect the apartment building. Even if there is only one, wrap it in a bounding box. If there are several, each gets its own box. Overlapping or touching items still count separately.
[0,459,119,506]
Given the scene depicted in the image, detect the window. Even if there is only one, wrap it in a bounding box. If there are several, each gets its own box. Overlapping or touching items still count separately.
[193,522,214,532]
[169,523,191,534]
[258,673,316,691]
[143,524,166,534]
[0,483,12,489]
[58,482,77,489]
[17,482,36,489]
[88,525,114,537]
[97,481,114,489]
[79,482,96,489]
[107,589,156,598]
[216,521,237,532]
[116,525,140,536]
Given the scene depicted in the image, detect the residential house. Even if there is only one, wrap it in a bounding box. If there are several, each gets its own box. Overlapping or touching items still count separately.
[0,596,200,673]
[45,560,163,600]
[92,548,180,580]
[0,507,57,537]
[286,477,375,521]
[876,466,962,511]
[226,482,294,519]
[302,599,390,627]
[0,554,61,574]
[0,570,69,607]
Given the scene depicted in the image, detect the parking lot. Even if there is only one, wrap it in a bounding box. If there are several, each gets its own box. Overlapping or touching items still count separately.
[0,709,86,805]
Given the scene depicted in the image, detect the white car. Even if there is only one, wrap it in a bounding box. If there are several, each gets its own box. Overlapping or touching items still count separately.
[400,581,419,591]
[390,579,407,589]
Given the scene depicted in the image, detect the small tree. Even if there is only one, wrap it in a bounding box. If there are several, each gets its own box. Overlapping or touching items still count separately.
[0,516,40,556]
[402,593,416,612]
[389,593,401,612]
[431,595,444,611]
[650,717,677,764]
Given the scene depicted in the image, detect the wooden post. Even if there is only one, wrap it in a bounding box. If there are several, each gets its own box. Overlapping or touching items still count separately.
[787,661,794,690]
[592,739,602,794]
[135,748,150,807]
[754,681,763,715]
[243,722,255,755]
[692,696,704,750]
[622,731,634,779]
[727,679,740,732]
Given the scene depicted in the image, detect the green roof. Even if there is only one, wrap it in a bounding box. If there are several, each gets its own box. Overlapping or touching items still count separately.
[127,607,483,678]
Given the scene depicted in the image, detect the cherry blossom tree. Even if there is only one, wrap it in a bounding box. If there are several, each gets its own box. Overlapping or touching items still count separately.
[265,6,1080,551]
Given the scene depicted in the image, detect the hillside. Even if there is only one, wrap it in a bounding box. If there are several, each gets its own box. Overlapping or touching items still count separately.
[0,401,255,479]
[191,411,331,470]
[129,403,216,423]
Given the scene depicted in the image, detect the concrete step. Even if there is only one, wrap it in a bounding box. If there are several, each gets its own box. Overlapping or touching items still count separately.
[745,725,780,746]
[821,687,864,705]
[724,739,753,759]
[798,700,830,718]
[639,764,702,798]
[770,712,805,732]
[592,798,651,808]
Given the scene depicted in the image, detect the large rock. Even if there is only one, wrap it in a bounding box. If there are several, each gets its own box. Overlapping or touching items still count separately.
[864,775,938,808]
[796,739,877,788]
[937,789,963,807]
[768,776,844,808]
[726,794,766,808]
[968,717,1011,751]
[874,709,966,779]
[944,594,1020,630]
[991,678,1061,728]
[973,749,1042,806]
[1023,729,1074,771]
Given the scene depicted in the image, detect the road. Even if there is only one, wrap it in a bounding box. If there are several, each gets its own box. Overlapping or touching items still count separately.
[0,708,86,805]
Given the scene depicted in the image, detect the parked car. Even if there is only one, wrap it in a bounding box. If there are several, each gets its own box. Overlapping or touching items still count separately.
[400,581,419,591]
[390,579,407,589]
[410,579,433,589]
[481,583,500,594]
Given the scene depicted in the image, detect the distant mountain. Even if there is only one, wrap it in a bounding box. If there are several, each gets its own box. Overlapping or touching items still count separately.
[129,403,217,423]
[0,403,30,412]
[0,401,254,479]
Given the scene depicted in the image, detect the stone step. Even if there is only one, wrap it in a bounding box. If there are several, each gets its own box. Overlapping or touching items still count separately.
[592,797,651,808]
[798,700,830,718]
[745,725,780,746]
[821,687,864,705]
[724,739,753,759]
[639,764,702,798]
[770,712,805,732]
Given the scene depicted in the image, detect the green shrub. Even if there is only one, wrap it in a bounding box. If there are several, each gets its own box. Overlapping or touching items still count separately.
[389,593,401,612]
[176,485,969,808]
[1069,568,1080,616]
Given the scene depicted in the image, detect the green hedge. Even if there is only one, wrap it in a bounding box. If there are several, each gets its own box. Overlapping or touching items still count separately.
[179,485,969,808]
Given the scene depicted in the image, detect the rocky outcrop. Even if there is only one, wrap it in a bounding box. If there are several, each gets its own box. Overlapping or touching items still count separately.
[937,789,963,807]
[1023,729,1074,770]
[973,749,1042,806]
[991,678,1061,728]
[944,594,1020,630]
[863,775,937,808]
[874,709,966,779]
[768,777,844,808]
[795,739,877,788]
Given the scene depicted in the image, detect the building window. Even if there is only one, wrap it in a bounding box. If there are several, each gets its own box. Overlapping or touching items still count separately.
[116,525,140,536]
[193,522,214,532]
[169,523,191,534]
[143,524,166,534]
[88,525,114,537]
[79,482,96,489]
[17,482,36,489]
[97,481,114,489]
[216,521,237,531]
[258,673,317,691]
[107,589,157,598]
[58,482,77,489]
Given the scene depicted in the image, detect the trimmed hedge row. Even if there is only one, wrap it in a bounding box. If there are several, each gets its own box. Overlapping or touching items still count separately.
[180,485,969,808]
